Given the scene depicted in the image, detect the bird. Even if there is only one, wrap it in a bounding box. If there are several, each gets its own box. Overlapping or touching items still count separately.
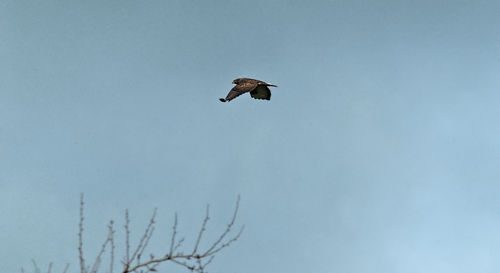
[219,78,277,102]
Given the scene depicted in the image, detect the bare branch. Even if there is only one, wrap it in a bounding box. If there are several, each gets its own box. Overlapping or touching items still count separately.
[173,237,185,253]
[196,258,204,273]
[23,195,242,273]
[192,205,209,255]
[168,213,178,257]
[125,195,243,273]
[205,225,244,256]
[128,254,193,272]
[79,194,86,273]
[202,255,215,269]
[203,195,240,256]
[129,208,157,265]
[124,209,130,269]
[109,221,115,273]
[31,260,40,273]
[169,258,194,271]
[89,222,114,273]
[137,225,154,262]
[62,264,70,273]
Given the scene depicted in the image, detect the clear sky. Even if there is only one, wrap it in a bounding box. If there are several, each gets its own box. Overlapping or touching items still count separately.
[2,0,500,272]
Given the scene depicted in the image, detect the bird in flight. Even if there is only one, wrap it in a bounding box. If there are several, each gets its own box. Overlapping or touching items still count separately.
[219,78,278,102]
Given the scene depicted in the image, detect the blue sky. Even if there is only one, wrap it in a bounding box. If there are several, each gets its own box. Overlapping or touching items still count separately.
[2,0,500,272]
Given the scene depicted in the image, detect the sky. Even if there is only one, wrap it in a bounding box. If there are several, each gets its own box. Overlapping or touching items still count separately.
[1,0,500,272]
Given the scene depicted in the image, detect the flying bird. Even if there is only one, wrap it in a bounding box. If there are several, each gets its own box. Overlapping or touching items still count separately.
[219,78,278,102]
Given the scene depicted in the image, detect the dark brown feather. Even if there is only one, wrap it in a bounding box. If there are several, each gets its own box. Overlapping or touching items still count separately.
[250,85,271,100]
[220,82,258,102]
[219,78,277,102]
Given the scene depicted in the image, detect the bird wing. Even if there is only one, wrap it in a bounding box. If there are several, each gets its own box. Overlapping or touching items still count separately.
[222,82,258,102]
[250,85,271,100]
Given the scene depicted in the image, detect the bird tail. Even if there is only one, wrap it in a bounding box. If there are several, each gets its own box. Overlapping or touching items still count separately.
[219,98,227,102]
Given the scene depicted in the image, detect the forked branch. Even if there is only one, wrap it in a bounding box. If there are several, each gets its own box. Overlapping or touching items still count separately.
[26,194,243,273]
[123,195,243,273]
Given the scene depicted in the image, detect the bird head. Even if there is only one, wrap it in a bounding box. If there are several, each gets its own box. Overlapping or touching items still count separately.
[232,78,241,84]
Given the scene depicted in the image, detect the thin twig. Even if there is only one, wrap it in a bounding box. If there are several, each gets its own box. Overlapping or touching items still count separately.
[205,225,244,256]
[127,253,197,272]
[62,263,70,273]
[90,221,113,273]
[125,196,243,273]
[31,260,40,273]
[203,195,240,256]
[130,208,157,264]
[196,258,204,273]
[124,209,130,271]
[109,221,115,273]
[47,262,53,273]
[146,260,160,273]
[69,195,243,273]
[173,237,185,253]
[79,194,86,273]
[202,255,214,269]
[169,213,178,257]
[169,258,194,271]
[192,205,209,255]
[137,225,154,260]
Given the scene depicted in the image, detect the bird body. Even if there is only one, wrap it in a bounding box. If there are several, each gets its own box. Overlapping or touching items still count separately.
[219,78,277,102]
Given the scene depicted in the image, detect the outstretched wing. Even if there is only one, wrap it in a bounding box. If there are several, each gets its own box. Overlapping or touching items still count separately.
[220,82,258,102]
[250,85,271,100]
